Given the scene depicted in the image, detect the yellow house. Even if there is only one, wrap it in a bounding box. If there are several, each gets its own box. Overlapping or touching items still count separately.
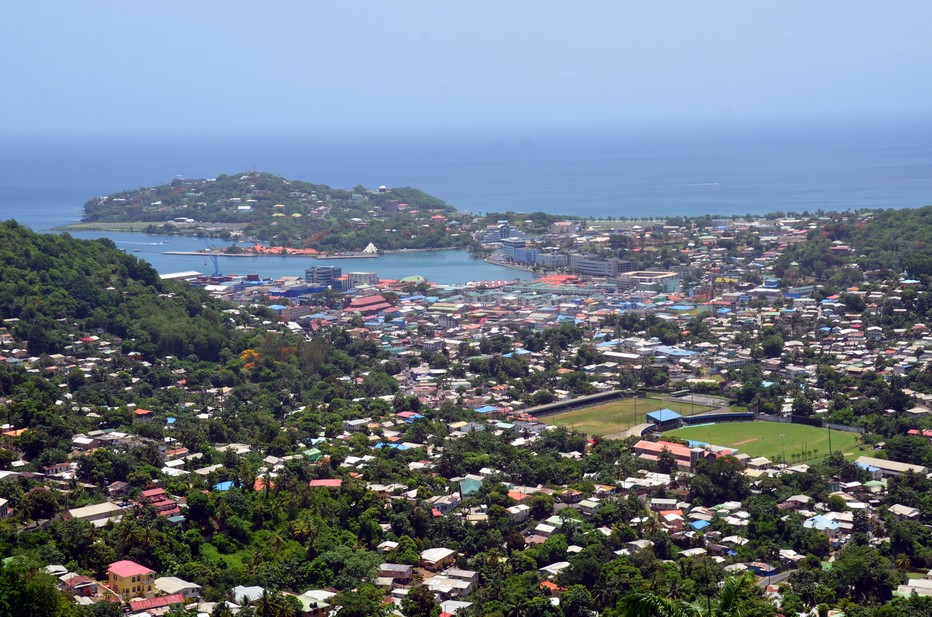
[107,560,155,599]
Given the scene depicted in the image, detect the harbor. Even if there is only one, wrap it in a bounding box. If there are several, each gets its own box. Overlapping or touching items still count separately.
[66,230,534,285]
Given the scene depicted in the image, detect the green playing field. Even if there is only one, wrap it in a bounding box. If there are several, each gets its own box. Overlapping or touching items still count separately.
[542,397,713,436]
[665,421,865,463]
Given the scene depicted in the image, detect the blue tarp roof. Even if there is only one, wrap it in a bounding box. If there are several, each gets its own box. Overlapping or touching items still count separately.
[375,442,411,450]
[804,514,840,531]
[646,409,682,422]
[503,349,532,357]
[214,481,234,491]
[474,406,499,414]
[460,478,483,496]
[691,520,711,530]
[654,346,698,357]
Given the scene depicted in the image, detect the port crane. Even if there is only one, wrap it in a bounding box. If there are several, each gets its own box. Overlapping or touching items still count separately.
[203,239,220,277]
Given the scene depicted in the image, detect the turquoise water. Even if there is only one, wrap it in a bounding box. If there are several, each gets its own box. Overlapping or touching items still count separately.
[2,122,931,280]
[66,230,529,284]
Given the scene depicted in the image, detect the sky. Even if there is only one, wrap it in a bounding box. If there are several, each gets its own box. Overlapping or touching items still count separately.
[4,1,932,135]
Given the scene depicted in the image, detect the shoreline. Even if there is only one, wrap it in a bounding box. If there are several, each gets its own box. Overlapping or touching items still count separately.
[483,256,537,273]
[162,251,257,257]
[380,247,464,254]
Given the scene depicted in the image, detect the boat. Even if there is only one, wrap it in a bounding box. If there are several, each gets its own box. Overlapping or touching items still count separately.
[133,248,141,252]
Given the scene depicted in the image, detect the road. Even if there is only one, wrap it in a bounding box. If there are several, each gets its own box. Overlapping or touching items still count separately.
[757,569,794,588]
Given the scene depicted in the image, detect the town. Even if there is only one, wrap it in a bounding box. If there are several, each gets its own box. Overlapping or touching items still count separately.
[0,203,930,617]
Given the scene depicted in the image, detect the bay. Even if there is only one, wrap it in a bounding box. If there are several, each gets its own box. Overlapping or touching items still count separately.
[1,121,931,282]
[65,231,530,285]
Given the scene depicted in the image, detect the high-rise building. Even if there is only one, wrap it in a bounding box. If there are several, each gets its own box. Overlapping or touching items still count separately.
[305,266,342,287]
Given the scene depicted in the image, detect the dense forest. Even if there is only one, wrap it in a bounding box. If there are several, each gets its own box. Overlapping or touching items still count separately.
[0,222,235,360]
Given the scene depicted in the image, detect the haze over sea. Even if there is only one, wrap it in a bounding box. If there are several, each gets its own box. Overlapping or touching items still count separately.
[1,121,931,281]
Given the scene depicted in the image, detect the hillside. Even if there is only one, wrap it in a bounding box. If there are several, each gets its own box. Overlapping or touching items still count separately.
[81,171,472,251]
[774,205,932,285]
[0,221,232,360]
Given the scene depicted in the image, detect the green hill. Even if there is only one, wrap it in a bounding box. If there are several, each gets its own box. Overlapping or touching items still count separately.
[0,221,231,360]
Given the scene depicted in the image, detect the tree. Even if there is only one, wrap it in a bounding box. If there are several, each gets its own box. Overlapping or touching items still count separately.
[20,488,58,522]
[657,447,678,475]
[210,604,235,617]
[689,456,749,507]
[331,583,391,617]
[828,543,901,606]
[0,559,79,617]
[561,584,595,617]
[615,572,761,617]
[400,581,440,617]
[85,603,122,617]
[761,336,784,359]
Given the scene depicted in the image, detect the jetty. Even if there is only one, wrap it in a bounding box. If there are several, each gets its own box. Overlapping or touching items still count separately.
[162,252,257,257]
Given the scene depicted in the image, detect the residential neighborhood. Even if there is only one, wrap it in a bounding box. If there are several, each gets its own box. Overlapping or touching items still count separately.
[0,206,930,617]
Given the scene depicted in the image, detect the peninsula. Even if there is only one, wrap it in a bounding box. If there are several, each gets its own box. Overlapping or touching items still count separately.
[70,171,475,254]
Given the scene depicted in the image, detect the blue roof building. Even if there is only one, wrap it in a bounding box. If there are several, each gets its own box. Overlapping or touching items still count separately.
[646,409,682,426]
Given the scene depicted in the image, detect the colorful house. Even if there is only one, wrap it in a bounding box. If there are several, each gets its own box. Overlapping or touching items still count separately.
[107,560,155,599]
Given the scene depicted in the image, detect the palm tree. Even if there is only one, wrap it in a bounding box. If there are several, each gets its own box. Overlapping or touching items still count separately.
[618,572,757,617]
[253,589,277,617]
[895,553,912,572]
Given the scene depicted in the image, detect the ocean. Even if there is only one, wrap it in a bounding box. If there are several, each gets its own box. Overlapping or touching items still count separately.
[1,121,931,281]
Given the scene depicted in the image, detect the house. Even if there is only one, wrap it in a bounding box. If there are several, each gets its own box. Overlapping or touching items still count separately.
[747,562,778,576]
[64,502,123,527]
[59,573,98,597]
[138,487,181,517]
[778,495,812,511]
[578,499,602,518]
[507,504,531,523]
[428,575,473,599]
[133,408,155,422]
[342,418,369,433]
[634,440,703,471]
[154,576,202,600]
[107,560,156,599]
[446,569,479,586]
[539,561,571,579]
[889,503,921,520]
[855,455,928,478]
[379,563,413,583]
[42,461,71,475]
[429,493,460,515]
[297,592,333,617]
[803,514,841,538]
[233,585,266,604]
[0,498,10,519]
[309,479,343,489]
[107,481,129,499]
[420,547,456,571]
[129,594,185,613]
